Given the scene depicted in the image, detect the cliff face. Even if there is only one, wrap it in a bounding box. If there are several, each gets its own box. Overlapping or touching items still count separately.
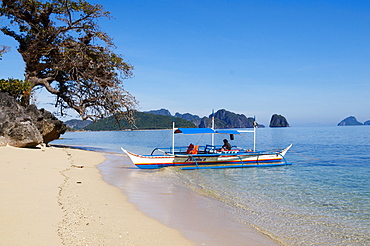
[269,114,290,127]
[0,92,66,147]
[174,112,201,126]
[143,108,268,128]
[214,109,255,128]
[199,109,262,128]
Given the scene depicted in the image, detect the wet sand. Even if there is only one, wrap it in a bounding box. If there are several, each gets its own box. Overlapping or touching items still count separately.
[99,154,282,246]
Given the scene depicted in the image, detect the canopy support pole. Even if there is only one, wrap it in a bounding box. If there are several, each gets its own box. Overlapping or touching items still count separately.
[253,117,257,152]
[211,109,215,147]
[172,120,175,155]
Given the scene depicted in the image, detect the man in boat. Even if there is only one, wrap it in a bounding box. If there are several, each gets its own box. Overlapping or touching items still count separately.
[187,143,199,154]
[187,143,194,154]
[221,139,232,151]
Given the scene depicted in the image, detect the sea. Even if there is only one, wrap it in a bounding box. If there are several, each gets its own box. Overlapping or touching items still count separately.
[52,126,370,246]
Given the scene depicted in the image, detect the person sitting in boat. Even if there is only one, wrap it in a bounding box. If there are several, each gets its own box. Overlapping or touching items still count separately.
[187,143,194,154]
[221,139,232,151]
[187,143,199,154]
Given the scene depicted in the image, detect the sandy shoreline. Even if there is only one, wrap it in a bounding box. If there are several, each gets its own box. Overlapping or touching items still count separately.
[100,154,282,246]
[1,145,281,246]
[0,146,194,245]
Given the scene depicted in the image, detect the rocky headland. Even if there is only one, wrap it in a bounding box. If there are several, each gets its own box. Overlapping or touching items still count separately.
[0,92,66,147]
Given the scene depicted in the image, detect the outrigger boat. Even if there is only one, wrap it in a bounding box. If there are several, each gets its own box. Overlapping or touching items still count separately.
[121,117,292,170]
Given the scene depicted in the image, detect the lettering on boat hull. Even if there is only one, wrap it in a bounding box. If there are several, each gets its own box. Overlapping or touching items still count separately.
[184,157,207,162]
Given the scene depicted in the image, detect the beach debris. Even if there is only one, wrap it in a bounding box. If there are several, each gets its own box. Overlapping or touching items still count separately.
[73,165,84,168]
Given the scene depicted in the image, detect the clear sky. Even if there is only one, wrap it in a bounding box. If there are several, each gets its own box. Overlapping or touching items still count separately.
[1,0,369,126]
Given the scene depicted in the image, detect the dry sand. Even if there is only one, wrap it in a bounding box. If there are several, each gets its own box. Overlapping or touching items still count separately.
[0,146,194,246]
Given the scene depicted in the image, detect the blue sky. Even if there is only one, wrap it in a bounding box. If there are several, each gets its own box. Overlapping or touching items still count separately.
[1,0,369,126]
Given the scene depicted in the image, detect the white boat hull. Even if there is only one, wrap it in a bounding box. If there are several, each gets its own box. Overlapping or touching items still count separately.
[121,144,292,169]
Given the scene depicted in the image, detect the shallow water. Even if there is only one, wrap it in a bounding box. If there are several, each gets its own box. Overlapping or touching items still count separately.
[53,126,370,245]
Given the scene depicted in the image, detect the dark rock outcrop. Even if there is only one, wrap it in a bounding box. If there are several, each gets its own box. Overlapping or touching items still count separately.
[214,109,256,128]
[0,92,42,147]
[0,92,66,147]
[269,114,290,127]
[199,109,264,128]
[199,116,212,128]
[25,105,67,144]
[338,116,363,126]
[364,120,370,125]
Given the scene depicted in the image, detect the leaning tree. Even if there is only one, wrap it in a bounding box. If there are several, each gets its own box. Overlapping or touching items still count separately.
[0,0,137,122]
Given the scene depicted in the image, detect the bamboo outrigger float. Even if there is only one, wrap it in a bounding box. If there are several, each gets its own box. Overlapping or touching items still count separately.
[121,115,292,170]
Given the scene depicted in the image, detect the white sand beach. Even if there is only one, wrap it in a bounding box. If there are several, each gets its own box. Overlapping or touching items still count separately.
[0,146,194,246]
[0,145,282,246]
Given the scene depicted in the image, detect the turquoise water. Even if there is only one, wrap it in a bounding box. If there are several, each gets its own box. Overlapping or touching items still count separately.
[53,126,370,245]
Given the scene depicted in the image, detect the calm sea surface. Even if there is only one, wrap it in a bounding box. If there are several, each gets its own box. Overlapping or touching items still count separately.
[52,126,370,245]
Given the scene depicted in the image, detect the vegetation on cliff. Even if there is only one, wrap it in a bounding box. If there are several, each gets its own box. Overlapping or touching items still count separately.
[0,79,32,104]
[84,112,196,131]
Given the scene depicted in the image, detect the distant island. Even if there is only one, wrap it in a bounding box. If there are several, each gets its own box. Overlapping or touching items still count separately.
[269,114,290,127]
[147,109,265,129]
[338,116,370,126]
[65,109,291,131]
[66,112,196,131]
[64,119,93,130]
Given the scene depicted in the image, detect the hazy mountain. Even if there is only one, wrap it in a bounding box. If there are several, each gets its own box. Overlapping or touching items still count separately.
[64,119,93,129]
[338,116,363,126]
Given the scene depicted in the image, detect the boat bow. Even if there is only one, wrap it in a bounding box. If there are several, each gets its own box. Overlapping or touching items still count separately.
[121,147,175,169]
[280,144,293,156]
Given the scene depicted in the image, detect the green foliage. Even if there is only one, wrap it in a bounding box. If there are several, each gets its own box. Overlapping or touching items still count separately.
[0,0,137,120]
[84,112,196,131]
[0,78,32,103]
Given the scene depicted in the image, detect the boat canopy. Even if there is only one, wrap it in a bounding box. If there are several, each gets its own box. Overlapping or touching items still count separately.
[174,128,241,135]
[215,129,241,135]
